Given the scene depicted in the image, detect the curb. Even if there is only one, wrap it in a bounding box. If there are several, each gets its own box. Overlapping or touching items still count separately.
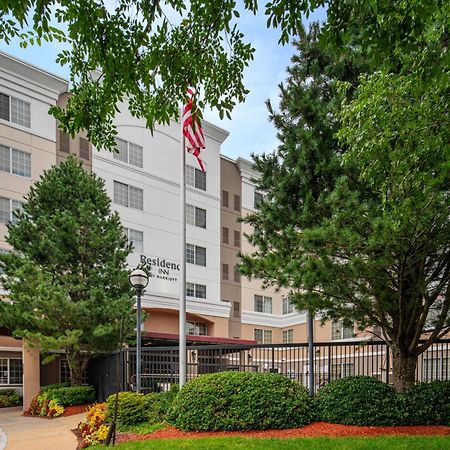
[0,426,7,450]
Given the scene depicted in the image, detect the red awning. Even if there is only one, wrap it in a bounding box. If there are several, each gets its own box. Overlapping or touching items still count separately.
[142,331,256,345]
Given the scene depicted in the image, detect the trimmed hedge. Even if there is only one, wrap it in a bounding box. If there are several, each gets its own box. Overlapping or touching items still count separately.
[400,380,450,425]
[147,385,179,423]
[314,376,400,426]
[169,372,312,431]
[46,385,96,406]
[106,391,149,425]
[40,382,70,392]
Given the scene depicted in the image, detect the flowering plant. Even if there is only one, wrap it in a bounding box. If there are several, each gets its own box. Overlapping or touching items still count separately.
[78,403,108,447]
[28,392,65,418]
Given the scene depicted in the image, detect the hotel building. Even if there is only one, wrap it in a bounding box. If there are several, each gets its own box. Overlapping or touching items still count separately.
[1,52,446,407]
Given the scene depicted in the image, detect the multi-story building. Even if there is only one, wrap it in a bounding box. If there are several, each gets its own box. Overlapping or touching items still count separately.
[2,52,447,408]
[0,52,93,402]
[0,51,68,403]
[92,99,236,344]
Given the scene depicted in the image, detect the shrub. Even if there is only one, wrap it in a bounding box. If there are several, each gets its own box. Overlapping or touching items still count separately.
[48,386,96,406]
[169,372,312,431]
[0,388,18,396]
[40,382,70,392]
[79,403,108,447]
[28,391,65,418]
[314,376,400,426]
[0,390,22,408]
[399,381,450,425]
[147,384,179,423]
[106,391,149,425]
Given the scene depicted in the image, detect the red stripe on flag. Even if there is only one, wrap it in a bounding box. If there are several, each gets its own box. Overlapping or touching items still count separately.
[182,90,206,172]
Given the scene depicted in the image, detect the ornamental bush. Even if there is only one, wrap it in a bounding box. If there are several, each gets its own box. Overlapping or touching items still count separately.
[28,391,65,418]
[399,381,450,425]
[106,391,149,425]
[0,389,22,408]
[314,376,400,426]
[147,384,179,423]
[47,385,96,406]
[169,372,312,431]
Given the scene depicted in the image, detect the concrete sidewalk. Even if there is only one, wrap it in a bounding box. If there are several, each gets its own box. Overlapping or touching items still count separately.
[0,407,83,450]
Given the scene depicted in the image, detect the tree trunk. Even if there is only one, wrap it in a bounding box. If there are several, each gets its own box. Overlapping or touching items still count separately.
[391,347,417,393]
[67,353,88,386]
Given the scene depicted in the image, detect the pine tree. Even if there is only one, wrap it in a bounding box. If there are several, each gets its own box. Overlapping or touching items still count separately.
[241,19,450,392]
[0,156,134,386]
[241,22,365,290]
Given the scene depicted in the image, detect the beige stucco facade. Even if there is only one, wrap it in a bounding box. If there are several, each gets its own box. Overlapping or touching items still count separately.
[0,52,93,408]
[220,156,243,338]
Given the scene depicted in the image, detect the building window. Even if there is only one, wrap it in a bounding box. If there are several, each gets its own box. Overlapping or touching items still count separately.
[186,165,206,191]
[0,145,31,178]
[0,93,9,122]
[0,358,23,385]
[423,357,450,382]
[222,227,229,244]
[222,263,229,280]
[254,191,264,209]
[233,265,240,282]
[123,227,144,253]
[254,329,272,344]
[59,359,87,383]
[187,321,208,336]
[186,204,206,229]
[233,301,240,318]
[0,93,30,128]
[79,137,90,160]
[186,282,206,299]
[283,297,294,315]
[331,320,354,340]
[113,138,143,168]
[186,244,206,266]
[0,197,24,224]
[331,362,355,380]
[59,130,70,153]
[283,329,294,343]
[60,359,71,383]
[234,194,240,212]
[234,230,240,247]
[222,190,229,207]
[113,181,143,210]
[254,295,272,314]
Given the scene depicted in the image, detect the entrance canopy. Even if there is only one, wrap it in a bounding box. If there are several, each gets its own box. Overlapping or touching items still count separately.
[141,331,256,346]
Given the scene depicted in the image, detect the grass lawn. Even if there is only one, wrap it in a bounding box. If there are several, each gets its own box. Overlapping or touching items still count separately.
[105,436,450,449]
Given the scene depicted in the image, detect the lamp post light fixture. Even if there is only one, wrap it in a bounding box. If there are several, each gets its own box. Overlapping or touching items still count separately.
[129,268,149,393]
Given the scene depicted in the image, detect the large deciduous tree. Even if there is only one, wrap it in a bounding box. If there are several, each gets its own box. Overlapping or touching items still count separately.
[0,0,312,149]
[0,156,134,385]
[241,1,450,392]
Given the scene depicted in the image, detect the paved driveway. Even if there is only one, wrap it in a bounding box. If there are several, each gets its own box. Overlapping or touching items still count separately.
[0,407,83,450]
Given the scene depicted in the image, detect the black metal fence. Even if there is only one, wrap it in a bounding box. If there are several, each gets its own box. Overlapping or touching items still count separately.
[89,339,450,400]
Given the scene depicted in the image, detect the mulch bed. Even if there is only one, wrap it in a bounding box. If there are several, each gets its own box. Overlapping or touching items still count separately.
[116,422,450,443]
[23,403,90,419]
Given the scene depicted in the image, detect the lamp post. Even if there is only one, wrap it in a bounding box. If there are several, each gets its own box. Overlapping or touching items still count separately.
[129,268,149,393]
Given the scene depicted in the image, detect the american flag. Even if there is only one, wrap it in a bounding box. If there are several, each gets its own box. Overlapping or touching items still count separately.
[182,89,206,171]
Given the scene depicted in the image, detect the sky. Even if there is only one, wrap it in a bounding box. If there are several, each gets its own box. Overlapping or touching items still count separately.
[0,4,326,161]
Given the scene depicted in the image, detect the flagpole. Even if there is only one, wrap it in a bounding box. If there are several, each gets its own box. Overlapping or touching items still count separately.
[179,108,187,387]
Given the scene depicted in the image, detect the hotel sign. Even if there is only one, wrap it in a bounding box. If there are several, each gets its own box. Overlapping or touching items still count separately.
[140,254,180,283]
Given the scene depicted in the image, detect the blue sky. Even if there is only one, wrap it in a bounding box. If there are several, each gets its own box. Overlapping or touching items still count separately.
[0,5,326,161]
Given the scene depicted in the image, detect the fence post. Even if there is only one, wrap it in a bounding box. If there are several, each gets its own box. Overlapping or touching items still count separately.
[271,347,275,372]
[327,346,331,384]
[385,345,390,384]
